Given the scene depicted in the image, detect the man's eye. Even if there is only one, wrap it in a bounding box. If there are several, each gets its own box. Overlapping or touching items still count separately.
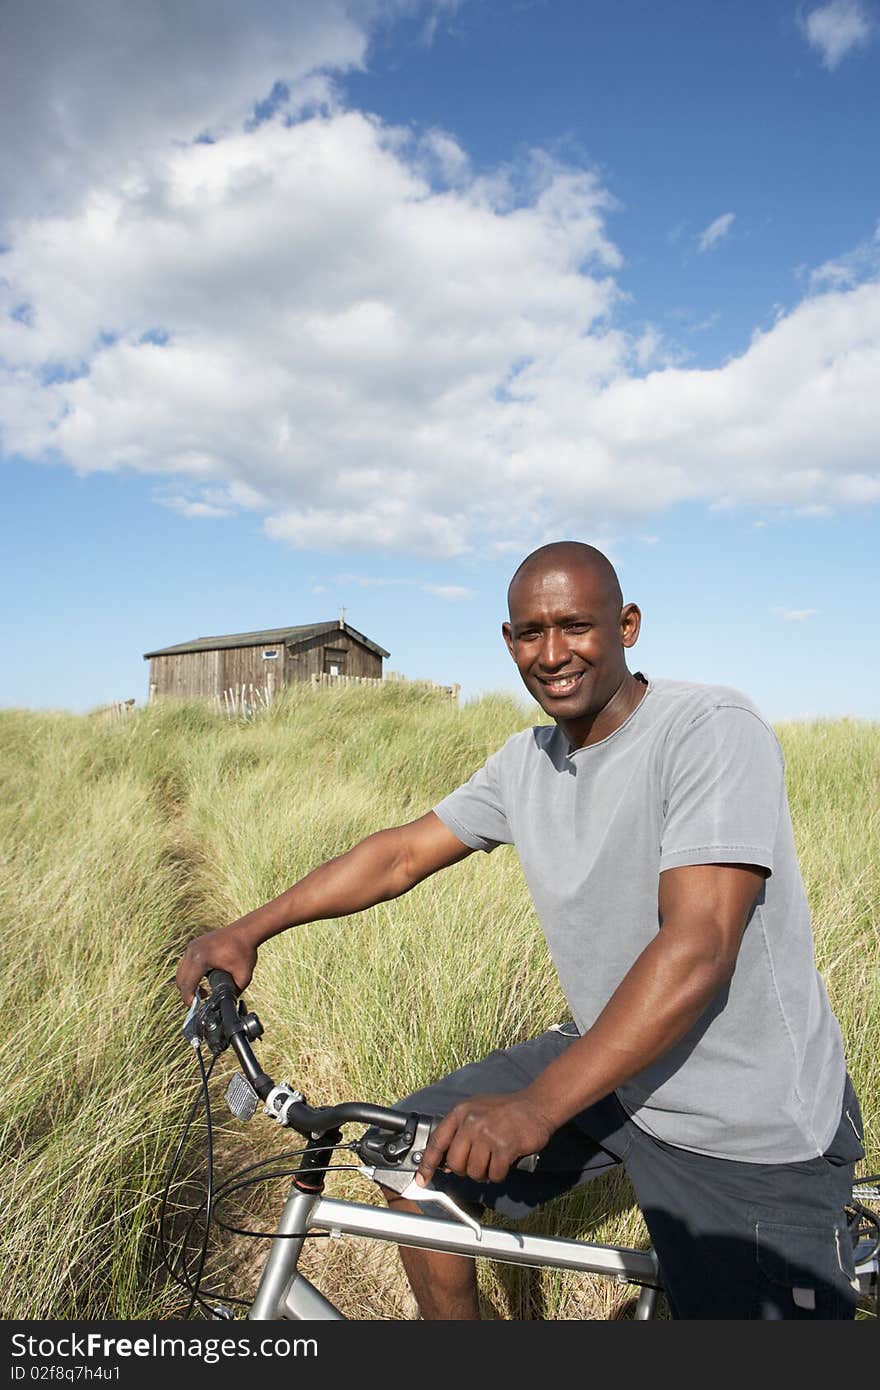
[516,630,540,641]
[565,624,591,633]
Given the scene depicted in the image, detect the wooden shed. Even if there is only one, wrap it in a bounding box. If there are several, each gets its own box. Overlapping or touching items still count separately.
[143,620,390,702]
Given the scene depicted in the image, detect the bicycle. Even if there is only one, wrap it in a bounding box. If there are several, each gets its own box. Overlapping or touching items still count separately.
[161,969,880,1321]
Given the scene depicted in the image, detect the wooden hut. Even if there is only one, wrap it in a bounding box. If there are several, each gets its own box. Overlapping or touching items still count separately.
[143,620,389,702]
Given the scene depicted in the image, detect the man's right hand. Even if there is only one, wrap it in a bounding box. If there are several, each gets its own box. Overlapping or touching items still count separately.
[175,924,258,1005]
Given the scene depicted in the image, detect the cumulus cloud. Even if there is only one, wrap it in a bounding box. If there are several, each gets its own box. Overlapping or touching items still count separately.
[697,212,735,253]
[800,1,875,69]
[1,53,879,557]
[0,107,625,556]
[0,1,367,224]
[0,1,467,229]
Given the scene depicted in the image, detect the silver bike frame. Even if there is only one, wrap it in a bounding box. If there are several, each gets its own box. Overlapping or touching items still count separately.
[248,1183,662,1320]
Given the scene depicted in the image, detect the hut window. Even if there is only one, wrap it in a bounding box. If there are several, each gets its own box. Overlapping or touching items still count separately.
[262,649,279,660]
[324,647,346,676]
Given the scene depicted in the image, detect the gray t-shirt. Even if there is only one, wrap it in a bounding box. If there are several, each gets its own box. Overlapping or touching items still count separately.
[433,678,845,1163]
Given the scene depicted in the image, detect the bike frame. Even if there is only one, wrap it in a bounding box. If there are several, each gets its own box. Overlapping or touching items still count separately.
[248,1182,662,1320]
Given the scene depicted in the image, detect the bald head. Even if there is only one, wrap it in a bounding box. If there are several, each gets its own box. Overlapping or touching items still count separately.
[507,542,622,617]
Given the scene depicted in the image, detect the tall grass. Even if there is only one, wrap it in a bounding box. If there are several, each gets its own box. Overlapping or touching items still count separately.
[0,711,202,1316]
[0,689,876,1319]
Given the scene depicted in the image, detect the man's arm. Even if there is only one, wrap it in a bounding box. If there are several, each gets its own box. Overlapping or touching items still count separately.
[416,861,766,1186]
[175,811,473,1004]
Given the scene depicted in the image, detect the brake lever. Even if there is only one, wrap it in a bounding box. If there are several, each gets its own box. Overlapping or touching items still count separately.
[182,991,206,1049]
[359,1163,483,1240]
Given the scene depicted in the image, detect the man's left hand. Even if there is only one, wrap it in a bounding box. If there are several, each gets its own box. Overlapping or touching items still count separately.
[415,1090,554,1187]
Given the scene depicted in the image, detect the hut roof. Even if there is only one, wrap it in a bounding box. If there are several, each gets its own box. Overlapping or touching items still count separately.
[143,621,390,660]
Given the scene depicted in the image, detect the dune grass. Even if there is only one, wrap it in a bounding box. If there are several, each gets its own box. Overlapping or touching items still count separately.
[0,687,876,1319]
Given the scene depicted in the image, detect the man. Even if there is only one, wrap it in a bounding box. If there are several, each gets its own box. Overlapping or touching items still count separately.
[176,541,863,1319]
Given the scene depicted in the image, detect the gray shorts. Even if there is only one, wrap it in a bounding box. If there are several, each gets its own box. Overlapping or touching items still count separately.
[390,1026,865,1319]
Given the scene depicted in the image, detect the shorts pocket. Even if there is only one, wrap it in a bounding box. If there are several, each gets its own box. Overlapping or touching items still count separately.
[754,1219,858,1318]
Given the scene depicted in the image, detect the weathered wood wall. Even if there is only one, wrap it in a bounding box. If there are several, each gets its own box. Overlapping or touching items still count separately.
[221,644,284,695]
[149,649,223,700]
[284,630,382,685]
[149,632,382,701]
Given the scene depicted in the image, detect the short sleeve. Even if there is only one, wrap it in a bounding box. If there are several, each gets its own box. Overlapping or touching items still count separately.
[433,749,514,853]
[659,705,785,874]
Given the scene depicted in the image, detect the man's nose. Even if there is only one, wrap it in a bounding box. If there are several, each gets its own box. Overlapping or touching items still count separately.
[539,627,570,668]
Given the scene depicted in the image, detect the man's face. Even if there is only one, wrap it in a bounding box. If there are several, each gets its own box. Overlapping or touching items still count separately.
[502,560,640,740]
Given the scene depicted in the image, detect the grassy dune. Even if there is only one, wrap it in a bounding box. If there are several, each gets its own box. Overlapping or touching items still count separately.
[0,687,877,1319]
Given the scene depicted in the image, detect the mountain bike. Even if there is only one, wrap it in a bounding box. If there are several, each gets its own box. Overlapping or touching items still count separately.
[161,970,880,1321]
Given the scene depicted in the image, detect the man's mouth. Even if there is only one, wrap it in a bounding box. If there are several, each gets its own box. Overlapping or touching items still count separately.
[538,671,584,697]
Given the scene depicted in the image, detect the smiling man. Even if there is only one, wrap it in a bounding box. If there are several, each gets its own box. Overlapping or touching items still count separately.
[176,540,863,1320]
[502,541,644,741]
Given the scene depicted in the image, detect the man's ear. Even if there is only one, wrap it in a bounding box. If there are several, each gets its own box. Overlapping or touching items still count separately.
[620,603,641,649]
[502,621,516,659]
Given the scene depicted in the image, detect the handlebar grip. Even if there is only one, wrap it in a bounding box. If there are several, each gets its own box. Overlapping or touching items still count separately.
[207,969,238,997]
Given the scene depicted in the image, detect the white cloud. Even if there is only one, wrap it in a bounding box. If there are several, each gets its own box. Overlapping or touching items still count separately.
[335,575,407,588]
[794,502,834,516]
[158,494,232,519]
[697,212,735,253]
[155,481,268,517]
[333,574,473,599]
[0,2,464,228]
[0,108,623,557]
[634,326,667,368]
[800,1,875,70]
[1,88,879,558]
[772,607,819,622]
[422,129,471,185]
[808,221,880,291]
[422,584,474,600]
[0,1,388,227]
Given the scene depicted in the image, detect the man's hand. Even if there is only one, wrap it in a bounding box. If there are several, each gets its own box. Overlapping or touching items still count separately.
[175,924,258,1005]
[416,1091,554,1188]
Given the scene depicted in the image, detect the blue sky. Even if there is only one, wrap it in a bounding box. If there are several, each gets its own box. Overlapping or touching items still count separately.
[2,0,878,720]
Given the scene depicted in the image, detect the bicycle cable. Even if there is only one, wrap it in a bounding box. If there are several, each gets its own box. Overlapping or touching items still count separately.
[160,1043,365,1316]
[211,1154,365,1241]
[177,1150,363,1246]
[160,1046,251,1318]
[159,1049,219,1313]
[167,1045,228,1319]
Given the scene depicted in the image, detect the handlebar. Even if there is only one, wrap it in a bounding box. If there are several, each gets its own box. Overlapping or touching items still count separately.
[198,969,414,1138]
[193,969,539,1172]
